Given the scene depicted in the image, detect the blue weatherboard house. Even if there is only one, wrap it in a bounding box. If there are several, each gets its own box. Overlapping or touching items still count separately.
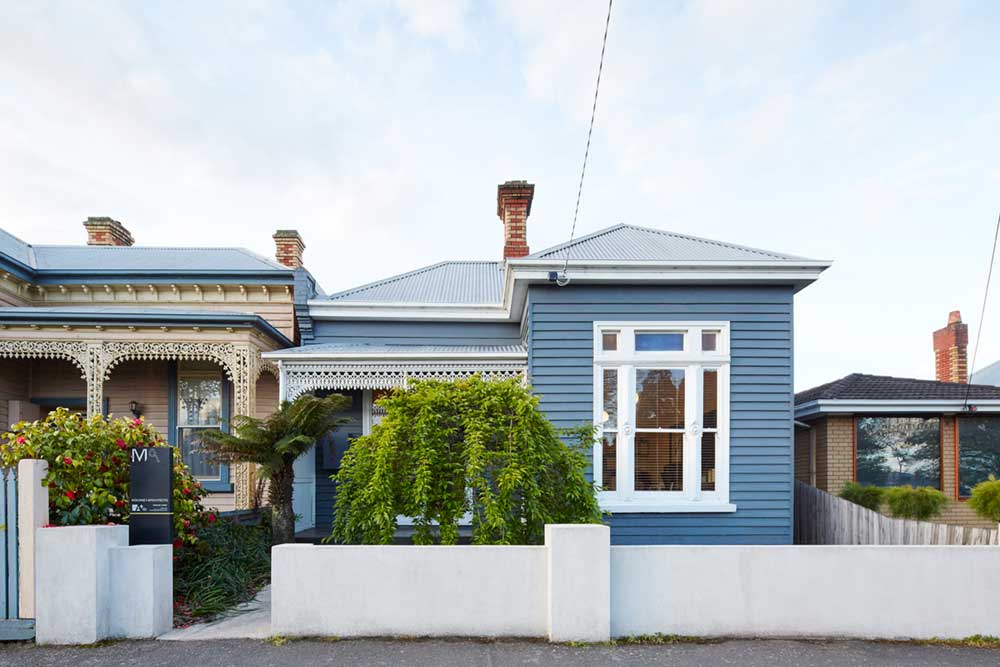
[268,180,830,545]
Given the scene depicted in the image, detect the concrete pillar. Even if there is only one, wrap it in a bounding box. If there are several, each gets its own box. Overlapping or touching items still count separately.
[545,524,610,643]
[17,459,49,619]
[36,525,128,645]
[109,545,173,638]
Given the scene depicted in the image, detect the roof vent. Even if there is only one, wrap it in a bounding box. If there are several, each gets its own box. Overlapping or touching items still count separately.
[83,217,134,246]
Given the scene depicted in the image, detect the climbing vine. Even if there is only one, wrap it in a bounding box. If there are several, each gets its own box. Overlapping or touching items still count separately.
[330,376,601,545]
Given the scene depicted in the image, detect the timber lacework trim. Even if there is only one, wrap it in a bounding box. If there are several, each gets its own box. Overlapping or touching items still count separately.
[0,339,278,510]
[284,362,528,399]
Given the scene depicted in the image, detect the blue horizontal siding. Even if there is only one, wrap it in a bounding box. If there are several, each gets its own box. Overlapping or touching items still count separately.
[310,320,521,346]
[527,284,795,546]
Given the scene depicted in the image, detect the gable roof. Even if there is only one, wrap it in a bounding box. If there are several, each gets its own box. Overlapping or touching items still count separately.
[528,224,806,262]
[796,373,1000,404]
[325,261,505,304]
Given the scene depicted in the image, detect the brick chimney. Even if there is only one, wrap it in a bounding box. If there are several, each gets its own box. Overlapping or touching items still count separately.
[933,310,969,383]
[497,180,534,259]
[273,230,305,269]
[83,217,134,246]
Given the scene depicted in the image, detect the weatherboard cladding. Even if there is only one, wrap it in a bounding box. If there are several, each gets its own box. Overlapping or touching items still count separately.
[526,224,804,262]
[310,320,522,347]
[325,261,505,304]
[527,284,795,545]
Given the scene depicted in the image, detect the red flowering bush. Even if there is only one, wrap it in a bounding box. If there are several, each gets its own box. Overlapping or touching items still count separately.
[1,408,207,545]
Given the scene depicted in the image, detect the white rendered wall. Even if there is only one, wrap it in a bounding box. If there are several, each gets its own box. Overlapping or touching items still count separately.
[36,525,128,645]
[272,544,548,638]
[109,545,173,639]
[611,545,1000,640]
[17,459,48,619]
[546,524,610,642]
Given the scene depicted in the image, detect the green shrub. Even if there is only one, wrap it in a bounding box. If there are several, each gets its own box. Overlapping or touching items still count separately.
[173,515,271,624]
[1,408,206,545]
[839,482,885,511]
[968,476,1000,523]
[331,376,602,545]
[883,485,947,520]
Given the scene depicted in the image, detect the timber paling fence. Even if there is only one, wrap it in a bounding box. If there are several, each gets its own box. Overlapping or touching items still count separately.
[794,481,999,546]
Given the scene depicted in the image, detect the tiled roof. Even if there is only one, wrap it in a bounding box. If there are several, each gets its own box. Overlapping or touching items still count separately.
[528,224,807,262]
[325,261,505,304]
[795,373,1000,404]
[267,342,526,357]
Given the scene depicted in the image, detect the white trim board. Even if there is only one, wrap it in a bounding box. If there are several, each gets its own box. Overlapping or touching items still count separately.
[795,399,1000,419]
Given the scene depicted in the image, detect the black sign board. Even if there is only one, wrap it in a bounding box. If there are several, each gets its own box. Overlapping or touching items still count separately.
[129,446,173,546]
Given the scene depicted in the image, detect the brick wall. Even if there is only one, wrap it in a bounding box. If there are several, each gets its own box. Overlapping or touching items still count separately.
[798,412,995,528]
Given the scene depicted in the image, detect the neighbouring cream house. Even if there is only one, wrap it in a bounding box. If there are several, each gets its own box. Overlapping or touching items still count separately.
[0,218,321,511]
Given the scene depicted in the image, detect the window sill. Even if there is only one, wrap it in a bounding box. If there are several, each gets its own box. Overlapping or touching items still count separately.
[599,500,737,514]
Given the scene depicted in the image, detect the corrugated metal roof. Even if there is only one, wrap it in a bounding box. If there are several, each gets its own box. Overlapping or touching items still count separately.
[0,228,34,267]
[270,342,526,356]
[529,224,806,262]
[971,360,1000,387]
[326,261,504,304]
[30,245,287,272]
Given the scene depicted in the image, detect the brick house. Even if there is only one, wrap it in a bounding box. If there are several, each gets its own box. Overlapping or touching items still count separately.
[0,219,322,511]
[794,312,1000,527]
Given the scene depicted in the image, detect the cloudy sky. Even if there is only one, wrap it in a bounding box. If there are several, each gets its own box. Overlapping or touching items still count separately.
[2,0,999,390]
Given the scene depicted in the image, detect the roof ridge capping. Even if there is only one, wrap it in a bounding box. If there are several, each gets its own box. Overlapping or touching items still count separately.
[524,223,823,262]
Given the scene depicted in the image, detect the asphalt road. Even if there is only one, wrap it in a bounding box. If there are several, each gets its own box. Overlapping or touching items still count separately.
[2,638,998,666]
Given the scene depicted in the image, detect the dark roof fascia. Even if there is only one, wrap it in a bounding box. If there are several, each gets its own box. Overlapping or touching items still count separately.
[32,269,295,286]
[0,309,292,347]
[795,398,1000,420]
[0,254,38,282]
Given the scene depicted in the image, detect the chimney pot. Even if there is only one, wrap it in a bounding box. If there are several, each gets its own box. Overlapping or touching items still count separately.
[83,217,134,246]
[497,180,535,260]
[933,310,969,383]
[273,229,305,269]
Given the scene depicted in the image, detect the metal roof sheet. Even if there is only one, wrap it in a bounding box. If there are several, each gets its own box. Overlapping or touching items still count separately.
[325,261,505,304]
[528,224,806,262]
[971,360,1000,387]
[30,245,288,272]
[0,228,34,267]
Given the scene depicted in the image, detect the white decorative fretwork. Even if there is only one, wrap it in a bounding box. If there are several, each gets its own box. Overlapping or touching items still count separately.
[0,338,272,510]
[283,361,527,400]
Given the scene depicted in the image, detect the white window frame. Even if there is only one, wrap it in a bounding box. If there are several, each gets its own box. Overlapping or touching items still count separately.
[593,321,735,513]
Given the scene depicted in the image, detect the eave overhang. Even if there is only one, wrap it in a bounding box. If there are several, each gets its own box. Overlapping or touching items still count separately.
[0,309,293,347]
[308,258,832,323]
[795,398,1000,420]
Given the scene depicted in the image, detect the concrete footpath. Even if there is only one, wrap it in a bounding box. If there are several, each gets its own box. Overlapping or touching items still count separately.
[3,638,998,666]
[159,586,271,640]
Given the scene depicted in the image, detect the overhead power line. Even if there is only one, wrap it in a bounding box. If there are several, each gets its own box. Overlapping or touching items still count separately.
[964,209,1000,409]
[556,0,613,287]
